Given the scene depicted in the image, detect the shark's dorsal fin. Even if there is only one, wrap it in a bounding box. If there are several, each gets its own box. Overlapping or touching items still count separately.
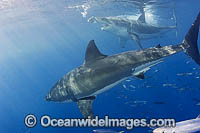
[156,44,162,48]
[137,13,146,23]
[197,114,200,119]
[84,40,107,65]
[77,96,96,118]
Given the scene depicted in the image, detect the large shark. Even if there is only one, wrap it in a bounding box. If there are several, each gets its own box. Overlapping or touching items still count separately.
[46,12,200,118]
[88,11,177,49]
[153,114,200,133]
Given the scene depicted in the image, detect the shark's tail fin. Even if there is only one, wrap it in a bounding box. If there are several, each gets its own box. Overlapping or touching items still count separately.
[181,12,200,65]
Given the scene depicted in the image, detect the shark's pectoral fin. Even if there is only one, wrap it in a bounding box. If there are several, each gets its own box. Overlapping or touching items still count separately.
[128,33,144,50]
[135,36,144,50]
[119,37,127,48]
[135,72,145,79]
[133,59,163,78]
[77,96,96,118]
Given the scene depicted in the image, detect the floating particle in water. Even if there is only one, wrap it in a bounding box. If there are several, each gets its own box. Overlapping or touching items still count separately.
[176,72,193,76]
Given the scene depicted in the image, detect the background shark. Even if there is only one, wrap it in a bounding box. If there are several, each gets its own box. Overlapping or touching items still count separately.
[153,114,200,133]
[88,7,177,49]
[46,12,200,118]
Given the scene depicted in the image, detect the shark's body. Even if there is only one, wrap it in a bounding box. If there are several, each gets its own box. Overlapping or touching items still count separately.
[46,12,200,118]
[88,14,176,49]
[153,115,200,133]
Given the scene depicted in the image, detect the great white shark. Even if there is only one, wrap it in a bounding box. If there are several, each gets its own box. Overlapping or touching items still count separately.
[46,12,200,118]
[88,11,177,49]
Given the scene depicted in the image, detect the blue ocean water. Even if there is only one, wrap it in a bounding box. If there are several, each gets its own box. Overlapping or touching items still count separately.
[0,0,200,133]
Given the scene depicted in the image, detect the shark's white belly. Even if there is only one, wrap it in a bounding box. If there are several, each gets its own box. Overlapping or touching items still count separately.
[102,25,129,39]
[133,59,163,76]
[90,59,163,98]
[92,77,129,96]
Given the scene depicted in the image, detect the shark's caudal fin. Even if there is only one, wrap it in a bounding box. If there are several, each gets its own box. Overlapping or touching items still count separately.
[182,12,200,65]
[137,0,146,23]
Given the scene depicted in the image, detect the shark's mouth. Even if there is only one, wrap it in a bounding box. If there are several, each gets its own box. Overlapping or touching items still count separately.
[101,24,111,31]
[101,24,112,31]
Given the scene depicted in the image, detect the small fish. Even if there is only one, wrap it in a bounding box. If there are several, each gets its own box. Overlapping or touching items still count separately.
[152,101,167,105]
[93,129,124,133]
[162,83,176,87]
[130,104,137,107]
[130,85,136,89]
[186,61,190,64]
[154,70,159,73]
[153,114,200,133]
[177,88,186,92]
[133,101,148,104]
[196,103,200,106]
[177,87,194,92]
[122,84,127,89]
[193,67,197,70]
[176,72,193,76]
[124,101,130,105]
[146,85,152,88]
[126,79,132,82]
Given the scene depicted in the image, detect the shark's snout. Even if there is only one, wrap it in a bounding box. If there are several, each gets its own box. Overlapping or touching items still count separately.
[45,93,52,101]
